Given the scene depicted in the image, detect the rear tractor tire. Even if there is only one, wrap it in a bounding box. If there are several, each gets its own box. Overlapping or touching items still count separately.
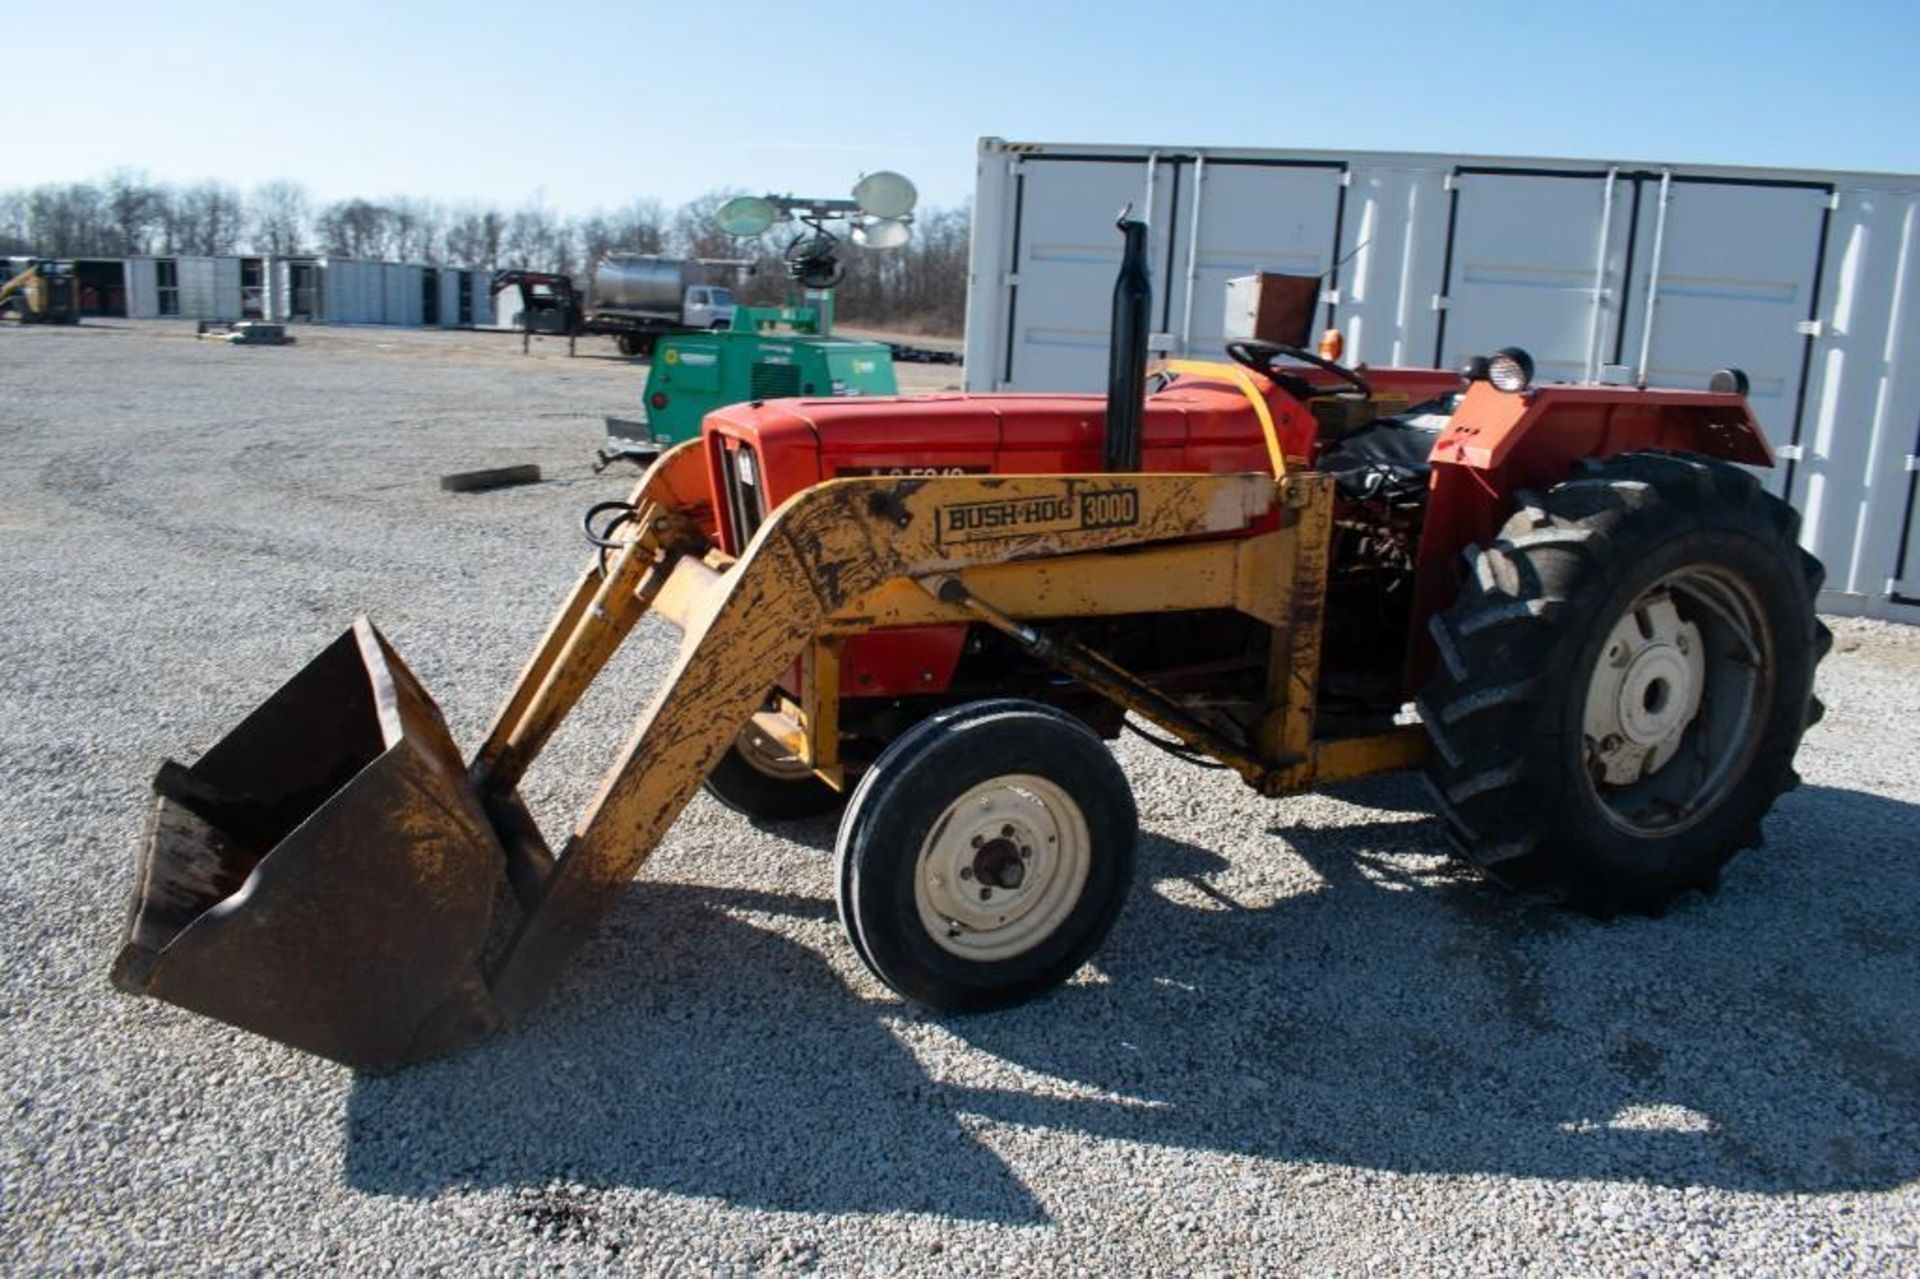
[1420,450,1828,915]
[836,700,1137,1011]
[702,720,846,822]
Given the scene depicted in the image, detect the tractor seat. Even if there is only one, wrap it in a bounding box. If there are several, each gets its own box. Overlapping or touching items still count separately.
[1314,398,1455,501]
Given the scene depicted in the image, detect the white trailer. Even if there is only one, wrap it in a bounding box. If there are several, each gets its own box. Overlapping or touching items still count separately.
[966,138,1920,622]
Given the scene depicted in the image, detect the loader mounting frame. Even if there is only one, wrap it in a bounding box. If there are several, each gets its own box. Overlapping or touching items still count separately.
[116,437,1424,1070]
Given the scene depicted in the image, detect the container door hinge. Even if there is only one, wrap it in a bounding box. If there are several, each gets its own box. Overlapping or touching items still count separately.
[1320,289,1341,307]
[1796,319,1825,338]
[1828,191,1843,212]
[1431,294,1449,312]
[1774,444,1804,461]
[1904,454,1920,473]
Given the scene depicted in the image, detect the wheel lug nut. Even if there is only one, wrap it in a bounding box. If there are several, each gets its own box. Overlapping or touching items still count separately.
[1019,846,1031,859]
[979,887,991,901]
[959,867,973,880]
[970,835,983,848]
[1000,824,1014,837]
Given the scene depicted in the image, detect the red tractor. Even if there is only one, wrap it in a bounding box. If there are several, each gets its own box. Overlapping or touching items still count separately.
[114,218,1826,1070]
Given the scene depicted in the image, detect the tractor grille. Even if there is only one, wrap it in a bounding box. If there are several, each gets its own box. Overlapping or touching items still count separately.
[749,362,802,401]
[720,442,766,550]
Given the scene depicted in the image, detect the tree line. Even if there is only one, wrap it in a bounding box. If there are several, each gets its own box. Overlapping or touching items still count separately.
[0,172,971,333]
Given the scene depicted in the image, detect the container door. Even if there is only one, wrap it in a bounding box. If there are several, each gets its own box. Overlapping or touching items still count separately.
[999,156,1178,391]
[178,258,214,317]
[381,265,405,325]
[214,257,242,319]
[1616,179,1832,497]
[240,258,265,318]
[1435,171,1627,385]
[126,258,158,317]
[1898,460,1920,606]
[1165,162,1346,362]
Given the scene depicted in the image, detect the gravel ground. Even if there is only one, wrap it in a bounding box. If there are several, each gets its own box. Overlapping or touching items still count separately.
[2,319,1916,1275]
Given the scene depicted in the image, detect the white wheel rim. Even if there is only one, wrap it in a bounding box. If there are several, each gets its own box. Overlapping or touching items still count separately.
[1583,591,1707,785]
[913,774,1092,962]
[1580,567,1770,835]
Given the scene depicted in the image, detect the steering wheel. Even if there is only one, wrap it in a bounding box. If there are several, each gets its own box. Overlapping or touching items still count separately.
[1226,339,1372,400]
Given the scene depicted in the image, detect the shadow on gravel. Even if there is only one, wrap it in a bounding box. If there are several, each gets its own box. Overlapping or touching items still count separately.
[343,783,1920,1222]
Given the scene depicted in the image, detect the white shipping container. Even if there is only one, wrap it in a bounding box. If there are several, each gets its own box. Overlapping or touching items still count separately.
[269,258,326,322]
[171,256,243,320]
[124,257,159,317]
[437,269,462,327]
[470,270,492,327]
[321,259,382,324]
[381,263,417,326]
[967,138,1920,622]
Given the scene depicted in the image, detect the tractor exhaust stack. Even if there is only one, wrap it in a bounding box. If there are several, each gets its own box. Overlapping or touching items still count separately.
[1105,214,1152,473]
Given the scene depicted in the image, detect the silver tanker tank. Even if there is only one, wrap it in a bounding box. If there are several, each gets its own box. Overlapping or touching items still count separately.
[589,254,691,318]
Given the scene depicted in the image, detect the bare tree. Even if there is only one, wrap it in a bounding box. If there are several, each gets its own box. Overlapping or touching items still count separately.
[25,183,109,255]
[173,182,244,255]
[670,188,756,261]
[316,199,390,259]
[249,180,309,256]
[382,196,446,263]
[577,197,669,267]
[0,170,975,335]
[0,190,27,254]
[503,200,568,273]
[444,206,506,270]
[103,170,162,255]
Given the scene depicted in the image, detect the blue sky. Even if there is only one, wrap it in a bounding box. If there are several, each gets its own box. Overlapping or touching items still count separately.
[17,0,1918,214]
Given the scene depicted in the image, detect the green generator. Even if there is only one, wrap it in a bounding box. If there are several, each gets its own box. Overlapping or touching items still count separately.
[600,306,897,463]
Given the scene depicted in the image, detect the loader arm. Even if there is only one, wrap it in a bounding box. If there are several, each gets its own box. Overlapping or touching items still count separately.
[112,438,1276,1070]
[480,456,1276,1022]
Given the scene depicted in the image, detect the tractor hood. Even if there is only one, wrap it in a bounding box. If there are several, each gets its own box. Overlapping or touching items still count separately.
[701,377,1315,541]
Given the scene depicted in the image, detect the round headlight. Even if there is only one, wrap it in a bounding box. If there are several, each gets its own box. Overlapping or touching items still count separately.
[1487,347,1535,393]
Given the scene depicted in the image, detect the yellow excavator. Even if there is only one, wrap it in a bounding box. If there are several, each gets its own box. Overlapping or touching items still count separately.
[0,260,81,324]
[110,219,1826,1072]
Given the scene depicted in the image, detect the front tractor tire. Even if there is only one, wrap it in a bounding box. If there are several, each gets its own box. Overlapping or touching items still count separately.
[1420,451,1829,915]
[836,700,1138,1012]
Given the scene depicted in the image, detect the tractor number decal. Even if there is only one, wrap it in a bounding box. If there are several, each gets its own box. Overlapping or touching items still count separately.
[935,487,1139,545]
[838,465,992,477]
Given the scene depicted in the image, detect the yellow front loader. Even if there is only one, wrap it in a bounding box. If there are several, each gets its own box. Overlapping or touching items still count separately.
[113,443,1359,1069]
[0,260,81,324]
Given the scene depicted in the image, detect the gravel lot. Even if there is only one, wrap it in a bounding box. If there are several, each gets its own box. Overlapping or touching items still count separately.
[3,319,1916,1274]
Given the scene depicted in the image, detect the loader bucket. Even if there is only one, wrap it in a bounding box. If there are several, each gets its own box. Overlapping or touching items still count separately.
[110,618,508,1072]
